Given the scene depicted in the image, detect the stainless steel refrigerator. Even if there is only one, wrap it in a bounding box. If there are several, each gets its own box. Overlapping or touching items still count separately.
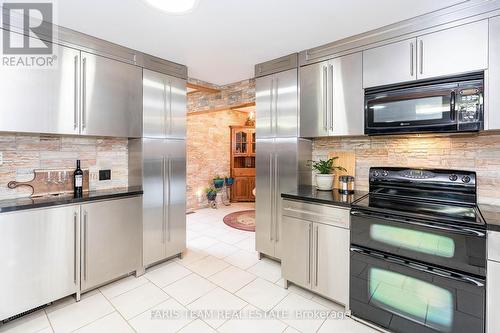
[130,69,187,268]
[254,54,312,260]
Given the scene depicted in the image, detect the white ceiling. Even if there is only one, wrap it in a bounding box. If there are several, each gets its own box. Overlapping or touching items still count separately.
[55,0,465,85]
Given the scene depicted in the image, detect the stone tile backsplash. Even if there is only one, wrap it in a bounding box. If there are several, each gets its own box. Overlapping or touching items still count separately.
[312,132,500,204]
[0,134,128,199]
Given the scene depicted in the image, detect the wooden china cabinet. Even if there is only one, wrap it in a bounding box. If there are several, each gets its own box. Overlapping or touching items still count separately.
[230,126,255,202]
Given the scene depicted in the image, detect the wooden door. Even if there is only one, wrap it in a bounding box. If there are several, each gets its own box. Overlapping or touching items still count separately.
[232,177,250,201]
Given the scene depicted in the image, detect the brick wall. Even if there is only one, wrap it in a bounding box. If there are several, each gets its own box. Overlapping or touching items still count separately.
[188,78,255,113]
[312,132,500,204]
[186,110,249,210]
[0,134,128,199]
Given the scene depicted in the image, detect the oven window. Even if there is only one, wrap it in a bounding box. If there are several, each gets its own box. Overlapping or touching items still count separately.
[369,96,449,123]
[369,268,453,332]
[370,224,455,258]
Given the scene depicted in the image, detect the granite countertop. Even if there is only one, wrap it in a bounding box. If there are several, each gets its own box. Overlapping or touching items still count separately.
[0,186,143,213]
[479,204,500,232]
[281,185,368,208]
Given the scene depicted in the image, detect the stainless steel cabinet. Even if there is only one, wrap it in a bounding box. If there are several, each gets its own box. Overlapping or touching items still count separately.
[80,197,141,291]
[255,138,298,259]
[300,53,364,137]
[256,69,298,138]
[143,138,186,267]
[81,52,143,138]
[0,205,79,321]
[363,20,488,88]
[143,69,186,139]
[281,199,350,305]
[0,41,81,135]
[488,16,500,130]
[363,38,417,88]
[488,259,500,333]
[417,20,488,80]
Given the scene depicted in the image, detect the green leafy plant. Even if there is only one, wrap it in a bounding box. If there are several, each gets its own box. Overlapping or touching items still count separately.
[205,187,217,195]
[213,175,224,180]
[310,157,347,175]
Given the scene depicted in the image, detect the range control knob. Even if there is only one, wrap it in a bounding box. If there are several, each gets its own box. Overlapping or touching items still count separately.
[373,171,380,177]
[462,176,471,184]
[449,174,458,181]
[382,170,389,177]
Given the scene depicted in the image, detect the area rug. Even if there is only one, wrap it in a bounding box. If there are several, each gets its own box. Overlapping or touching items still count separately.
[223,210,255,232]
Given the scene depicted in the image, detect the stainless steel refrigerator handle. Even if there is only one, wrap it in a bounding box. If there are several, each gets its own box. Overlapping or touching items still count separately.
[73,55,79,130]
[315,225,319,286]
[322,66,328,130]
[269,153,274,241]
[73,212,78,284]
[169,82,173,136]
[419,40,424,75]
[269,79,274,134]
[410,42,414,76]
[274,78,279,135]
[308,224,312,284]
[329,64,334,131]
[274,153,279,242]
[82,57,87,130]
[161,157,166,244]
[167,157,172,242]
[163,81,168,137]
[83,210,88,281]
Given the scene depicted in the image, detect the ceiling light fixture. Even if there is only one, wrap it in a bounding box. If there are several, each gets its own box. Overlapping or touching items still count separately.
[142,0,200,14]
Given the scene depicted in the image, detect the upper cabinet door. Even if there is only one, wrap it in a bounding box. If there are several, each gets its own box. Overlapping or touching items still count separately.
[331,53,364,136]
[417,20,488,80]
[256,75,274,138]
[168,76,187,139]
[275,69,298,138]
[488,16,500,130]
[299,60,330,137]
[363,38,417,88]
[81,52,142,138]
[0,36,80,135]
[143,70,186,139]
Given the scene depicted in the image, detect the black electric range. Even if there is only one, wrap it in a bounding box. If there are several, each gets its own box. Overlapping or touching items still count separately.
[349,167,486,333]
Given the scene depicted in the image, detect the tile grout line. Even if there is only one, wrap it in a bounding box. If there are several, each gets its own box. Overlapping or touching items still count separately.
[98,288,140,333]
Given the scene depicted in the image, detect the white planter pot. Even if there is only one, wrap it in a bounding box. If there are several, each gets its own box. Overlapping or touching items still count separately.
[315,174,334,191]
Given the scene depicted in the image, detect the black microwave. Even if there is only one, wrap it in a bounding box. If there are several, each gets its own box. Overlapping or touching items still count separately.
[364,73,484,135]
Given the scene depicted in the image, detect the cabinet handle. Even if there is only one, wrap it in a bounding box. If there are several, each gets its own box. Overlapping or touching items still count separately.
[269,79,274,135]
[83,210,88,281]
[322,66,328,130]
[74,55,79,130]
[315,226,319,286]
[82,57,87,130]
[410,42,414,77]
[308,224,312,284]
[269,153,274,241]
[73,212,78,284]
[329,64,334,131]
[419,40,424,75]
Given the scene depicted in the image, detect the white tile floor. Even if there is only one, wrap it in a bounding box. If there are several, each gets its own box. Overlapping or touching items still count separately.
[0,203,379,333]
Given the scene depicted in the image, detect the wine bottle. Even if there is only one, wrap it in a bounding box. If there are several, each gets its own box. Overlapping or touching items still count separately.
[74,160,83,198]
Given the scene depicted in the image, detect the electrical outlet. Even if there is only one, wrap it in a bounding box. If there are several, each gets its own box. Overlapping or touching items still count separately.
[0,152,3,166]
[99,169,111,181]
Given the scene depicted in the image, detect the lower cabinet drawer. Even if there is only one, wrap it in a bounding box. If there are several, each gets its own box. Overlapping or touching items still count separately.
[282,199,350,229]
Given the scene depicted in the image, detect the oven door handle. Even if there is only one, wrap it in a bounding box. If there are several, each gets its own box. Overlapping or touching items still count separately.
[351,210,486,237]
[350,246,485,287]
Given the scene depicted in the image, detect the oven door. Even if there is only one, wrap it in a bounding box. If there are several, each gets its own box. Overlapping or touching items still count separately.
[365,81,458,135]
[350,247,485,333]
[350,209,486,276]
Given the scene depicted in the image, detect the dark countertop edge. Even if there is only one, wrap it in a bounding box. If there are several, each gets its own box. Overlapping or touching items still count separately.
[281,187,368,208]
[0,188,143,214]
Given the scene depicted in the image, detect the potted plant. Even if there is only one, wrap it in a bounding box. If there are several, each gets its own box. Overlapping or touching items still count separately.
[225,176,234,186]
[213,175,224,188]
[311,157,346,191]
[205,187,217,201]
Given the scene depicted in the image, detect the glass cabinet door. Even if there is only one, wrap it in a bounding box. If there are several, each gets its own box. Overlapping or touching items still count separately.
[235,131,248,155]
